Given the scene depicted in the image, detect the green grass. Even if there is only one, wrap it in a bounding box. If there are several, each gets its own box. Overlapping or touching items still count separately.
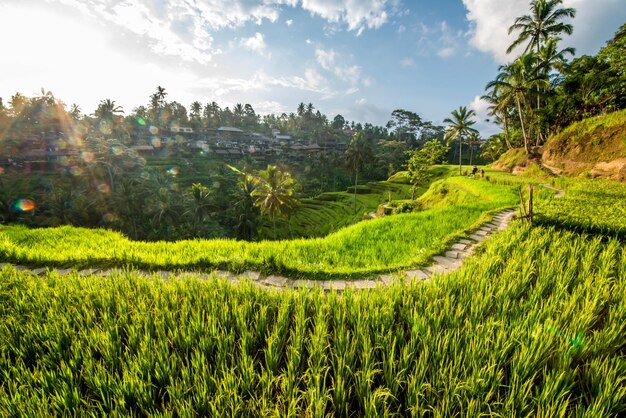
[0,177,517,279]
[259,180,413,239]
[1,167,626,415]
[261,165,456,240]
[535,178,626,238]
[0,220,624,416]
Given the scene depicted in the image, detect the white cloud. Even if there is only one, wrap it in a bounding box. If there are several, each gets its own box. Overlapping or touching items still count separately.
[254,100,289,115]
[286,19,293,26]
[315,47,362,84]
[40,0,397,66]
[300,0,396,34]
[344,97,390,126]
[241,32,267,54]
[415,20,463,58]
[437,47,455,58]
[315,48,336,70]
[397,24,406,34]
[469,95,499,137]
[463,0,626,63]
[400,58,415,68]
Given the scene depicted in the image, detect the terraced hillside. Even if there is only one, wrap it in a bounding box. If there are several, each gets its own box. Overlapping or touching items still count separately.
[259,165,458,239]
[1,173,625,416]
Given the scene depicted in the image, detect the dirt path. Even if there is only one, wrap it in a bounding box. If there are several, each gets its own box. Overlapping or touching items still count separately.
[1,209,521,291]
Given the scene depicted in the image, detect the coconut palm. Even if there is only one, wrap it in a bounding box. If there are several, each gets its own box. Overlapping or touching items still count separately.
[94,99,124,121]
[507,0,576,56]
[443,106,478,175]
[482,89,513,150]
[252,165,299,240]
[345,132,371,214]
[486,54,547,154]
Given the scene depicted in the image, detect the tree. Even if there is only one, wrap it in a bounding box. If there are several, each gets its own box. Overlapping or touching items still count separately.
[155,86,167,104]
[227,165,262,241]
[420,139,449,165]
[443,106,478,175]
[344,131,371,214]
[94,99,124,121]
[252,165,299,239]
[332,114,346,130]
[406,149,430,200]
[386,109,423,147]
[487,54,547,154]
[507,0,576,56]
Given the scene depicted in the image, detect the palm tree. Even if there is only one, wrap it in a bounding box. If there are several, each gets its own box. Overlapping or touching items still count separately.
[482,89,513,149]
[344,132,370,214]
[155,86,167,104]
[467,132,482,166]
[444,106,478,175]
[507,0,576,56]
[94,99,123,121]
[252,165,299,239]
[486,54,547,154]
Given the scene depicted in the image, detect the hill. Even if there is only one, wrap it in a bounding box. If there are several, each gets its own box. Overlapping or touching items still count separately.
[257,165,457,240]
[542,109,626,181]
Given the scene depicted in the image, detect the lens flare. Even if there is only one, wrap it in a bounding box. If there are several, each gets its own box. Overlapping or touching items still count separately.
[111,145,124,156]
[151,137,162,148]
[136,118,146,126]
[167,167,179,176]
[70,166,84,176]
[81,151,95,163]
[97,183,111,193]
[102,213,118,223]
[149,126,159,135]
[12,198,36,212]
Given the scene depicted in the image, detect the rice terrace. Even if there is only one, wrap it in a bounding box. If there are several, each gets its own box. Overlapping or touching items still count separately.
[1,0,626,416]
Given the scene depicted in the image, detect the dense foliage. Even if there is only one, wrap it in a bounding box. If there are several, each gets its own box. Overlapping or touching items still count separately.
[0,87,459,241]
[481,1,626,159]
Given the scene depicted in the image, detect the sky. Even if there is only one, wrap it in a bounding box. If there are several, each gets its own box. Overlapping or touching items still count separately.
[1,0,624,136]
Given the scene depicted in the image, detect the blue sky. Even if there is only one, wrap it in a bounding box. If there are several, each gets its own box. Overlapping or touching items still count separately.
[1,0,624,136]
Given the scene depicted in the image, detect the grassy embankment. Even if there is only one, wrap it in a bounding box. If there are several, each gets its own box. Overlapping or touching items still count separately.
[0,175,517,279]
[259,165,457,239]
[1,175,625,415]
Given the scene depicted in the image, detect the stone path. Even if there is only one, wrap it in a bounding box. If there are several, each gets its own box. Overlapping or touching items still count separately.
[540,183,565,198]
[0,208,518,292]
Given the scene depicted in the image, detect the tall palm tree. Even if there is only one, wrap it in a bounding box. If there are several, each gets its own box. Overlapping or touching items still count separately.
[507,0,576,56]
[482,89,513,149]
[443,106,478,175]
[252,165,299,239]
[486,54,547,154]
[467,132,482,166]
[155,86,167,104]
[344,132,370,214]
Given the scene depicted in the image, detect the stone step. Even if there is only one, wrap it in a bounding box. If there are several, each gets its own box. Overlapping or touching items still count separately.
[425,264,448,276]
[451,243,467,251]
[405,269,430,280]
[264,275,290,287]
[433,256,462,270]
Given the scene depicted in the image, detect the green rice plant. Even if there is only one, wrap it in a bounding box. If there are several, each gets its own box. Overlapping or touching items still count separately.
[0,176,518,279]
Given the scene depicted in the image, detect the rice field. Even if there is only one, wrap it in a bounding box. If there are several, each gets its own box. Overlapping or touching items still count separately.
[1,171,625,415]
[1,220,624,416]
[0,177,517,279]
